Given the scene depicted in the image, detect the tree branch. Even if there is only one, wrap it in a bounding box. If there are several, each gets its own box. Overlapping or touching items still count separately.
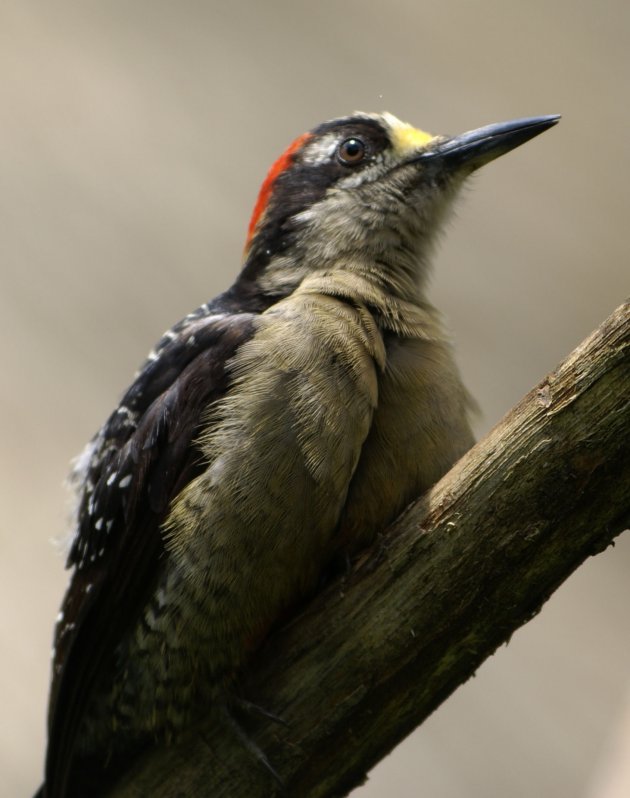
[111,301,630,798]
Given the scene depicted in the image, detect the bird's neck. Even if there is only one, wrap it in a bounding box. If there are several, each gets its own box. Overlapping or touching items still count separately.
[295,265,444,341]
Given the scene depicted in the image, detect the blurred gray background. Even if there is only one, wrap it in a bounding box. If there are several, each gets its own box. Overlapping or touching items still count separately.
[2,1,629,796]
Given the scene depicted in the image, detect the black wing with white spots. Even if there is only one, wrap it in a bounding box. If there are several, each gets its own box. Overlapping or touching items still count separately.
[68,304,242,569]
[44,300,257,798]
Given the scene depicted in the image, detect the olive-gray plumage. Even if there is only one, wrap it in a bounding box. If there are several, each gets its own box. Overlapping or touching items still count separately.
[39,111,559,797]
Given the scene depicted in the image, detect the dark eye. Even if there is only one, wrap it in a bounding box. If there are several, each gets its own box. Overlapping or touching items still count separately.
[337,137,366,165]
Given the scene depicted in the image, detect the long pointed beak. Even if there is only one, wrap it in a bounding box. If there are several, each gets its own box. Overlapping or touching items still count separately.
[419,115,560,171]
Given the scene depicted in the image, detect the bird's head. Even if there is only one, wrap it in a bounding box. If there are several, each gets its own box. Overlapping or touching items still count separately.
[237,111,559,300]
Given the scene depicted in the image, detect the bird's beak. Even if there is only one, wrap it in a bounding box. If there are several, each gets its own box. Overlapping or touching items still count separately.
[418,115,560,172]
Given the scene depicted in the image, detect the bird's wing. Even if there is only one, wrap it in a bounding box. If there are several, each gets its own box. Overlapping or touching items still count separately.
[44,307,257,798]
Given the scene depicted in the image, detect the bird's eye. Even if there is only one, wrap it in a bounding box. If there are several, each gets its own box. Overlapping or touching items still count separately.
[337,137,366,165]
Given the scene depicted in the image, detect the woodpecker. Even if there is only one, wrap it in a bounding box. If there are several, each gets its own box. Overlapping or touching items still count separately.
[38,110,559,797]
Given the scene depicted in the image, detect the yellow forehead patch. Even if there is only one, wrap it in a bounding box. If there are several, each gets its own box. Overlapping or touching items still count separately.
[383,112,437,155]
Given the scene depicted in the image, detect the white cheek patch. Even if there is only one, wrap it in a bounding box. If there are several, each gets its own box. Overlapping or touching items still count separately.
[335,153,394,189]
[301,134,340,166]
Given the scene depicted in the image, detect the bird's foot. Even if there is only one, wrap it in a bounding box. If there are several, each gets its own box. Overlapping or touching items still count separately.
[232,695,288,727]
[219,703,285,790]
